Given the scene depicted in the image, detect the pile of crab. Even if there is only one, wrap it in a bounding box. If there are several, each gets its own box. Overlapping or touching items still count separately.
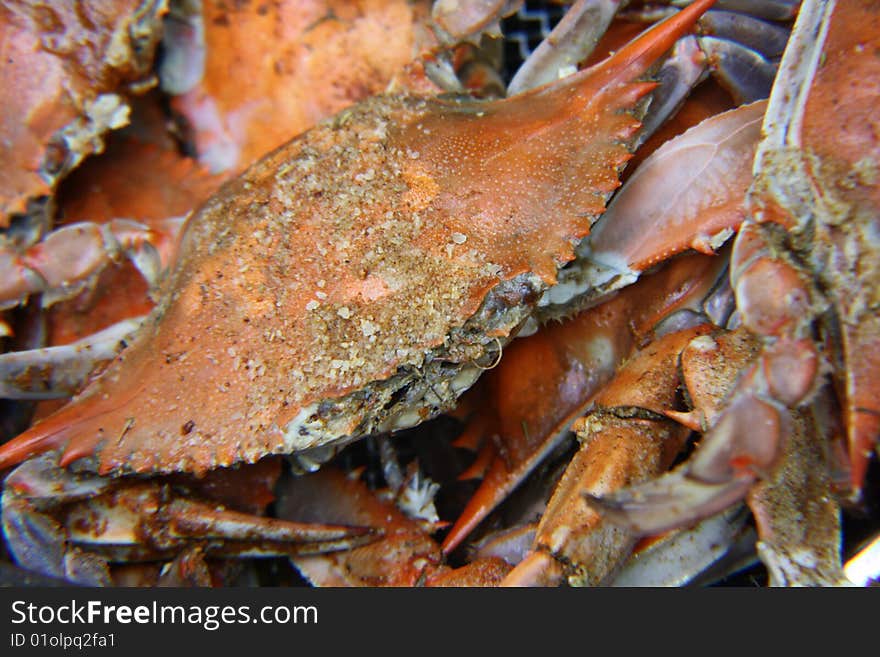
[0,0,877,587]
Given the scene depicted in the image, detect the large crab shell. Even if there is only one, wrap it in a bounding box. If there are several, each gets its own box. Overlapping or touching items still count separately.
[0,0,716,476]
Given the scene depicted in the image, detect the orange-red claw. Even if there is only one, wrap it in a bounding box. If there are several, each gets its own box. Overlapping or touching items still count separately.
[0,0,717,478]
[587,327,761,537]
[800,1,880,492]
[272,462,513,586]
[511,325,708,585]
[585,473,755,537]
[663,409,703,431]
[587,382,789,537]
[500,551,565,587]
[157,498,377,556]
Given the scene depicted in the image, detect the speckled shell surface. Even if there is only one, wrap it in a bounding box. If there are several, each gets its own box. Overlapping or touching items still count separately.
[64,80,643,473]
[0,1,714,475]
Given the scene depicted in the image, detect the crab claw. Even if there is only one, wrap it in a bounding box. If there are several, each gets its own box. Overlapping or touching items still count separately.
[502,323,712,586]
[584,468,755,536]
[585,342,792,536]
[0,0,717,477]
[64,486,377,560]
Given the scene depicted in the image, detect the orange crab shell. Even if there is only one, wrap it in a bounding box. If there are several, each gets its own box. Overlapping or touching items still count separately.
[169,0,438,176]
[0,0,718,477]
[0,0,167,222]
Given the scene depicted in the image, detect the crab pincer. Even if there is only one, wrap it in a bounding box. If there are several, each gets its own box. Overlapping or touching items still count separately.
[0,0,717,477]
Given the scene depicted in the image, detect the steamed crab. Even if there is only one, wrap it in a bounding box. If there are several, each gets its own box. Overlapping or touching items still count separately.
[0,1,721,473]
[0,0,875,585]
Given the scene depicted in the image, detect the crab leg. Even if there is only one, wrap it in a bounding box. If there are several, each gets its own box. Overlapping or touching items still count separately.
[0,0,718,477]
[62,485,376,561]
[507,0,625,95]
[632,35,706,137]
[503,323,713,586]
[609,505,755,586]
[574,100,762,301]
[696,9,791,58]
[538,99,763,314]
[431,0,523,45]
[0,218,181,311]
[747,391,847,586]
[672,0,799,22]
[1,453,376,584]
[0,316,145,399]
[696,37,778,104]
